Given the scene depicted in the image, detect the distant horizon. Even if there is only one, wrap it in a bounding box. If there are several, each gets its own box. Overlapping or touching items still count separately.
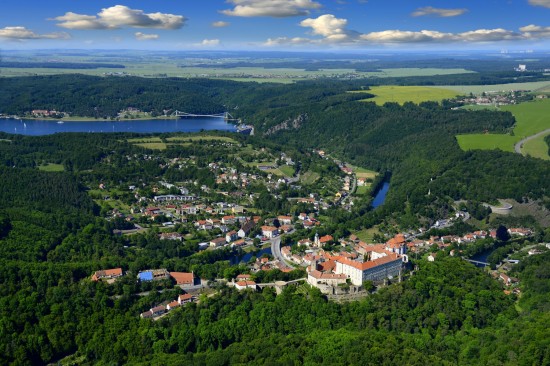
[2,1,550,50]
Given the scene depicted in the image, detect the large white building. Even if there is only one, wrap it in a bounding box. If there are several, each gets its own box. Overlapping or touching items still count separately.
[335,254,403,286]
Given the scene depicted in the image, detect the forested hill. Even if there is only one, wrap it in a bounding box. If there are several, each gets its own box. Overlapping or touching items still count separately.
[0,75,252,118]
[234,87,549,226]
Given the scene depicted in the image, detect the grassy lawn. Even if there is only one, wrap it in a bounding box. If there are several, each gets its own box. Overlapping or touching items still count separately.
[354,227,381,243]
[37,163,65,172]
[434,81,550,95]
[127,137,162,143]
[300,171,320,185]
[166,135,238,143]
[522,131,550,160]
[354,86,459,105]
[456,134,516,152]
[133,142,167,150]
[457,99,550,157]
[279,165,295,177]
[459,105,500,111]
[355,185,371,195]
[349,165,377,179]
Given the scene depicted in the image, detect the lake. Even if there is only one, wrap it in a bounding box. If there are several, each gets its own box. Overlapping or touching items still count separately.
[372,181,390,208]
[0,117,236,136]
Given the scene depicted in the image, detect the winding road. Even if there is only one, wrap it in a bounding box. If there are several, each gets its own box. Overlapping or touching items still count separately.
[514,128,550,155]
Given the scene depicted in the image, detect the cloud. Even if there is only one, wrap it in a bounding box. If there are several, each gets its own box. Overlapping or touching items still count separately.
[265,13,549,46]
[53,5,185,30]
[264,36,316,46]
[411,6,468,17]
[361,28,525,43]
[135,32,159,41]
[299,14,360,42]
[212,21,230,27]
[528,0,550,8]
[520,24,550,38]
[221,0,321,18]
[361,30,454,43]
[201,39,221,46]
[0,26,70,40]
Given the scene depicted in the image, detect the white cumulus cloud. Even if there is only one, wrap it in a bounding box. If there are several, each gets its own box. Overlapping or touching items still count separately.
[264,13,549,46]
[411,7,468,17]
[135,32,159,41]
[299,14,360,42]
[53,5,186,30]
[212,21,230,27]
[0,26,70,40]
[221,0,321,17]
[201,39,221,46]
[528,0,550,8]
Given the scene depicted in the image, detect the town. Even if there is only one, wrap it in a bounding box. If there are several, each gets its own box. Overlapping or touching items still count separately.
[81,133,546,319]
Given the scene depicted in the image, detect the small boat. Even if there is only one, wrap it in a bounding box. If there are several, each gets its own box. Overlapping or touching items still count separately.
[57,121,64,124]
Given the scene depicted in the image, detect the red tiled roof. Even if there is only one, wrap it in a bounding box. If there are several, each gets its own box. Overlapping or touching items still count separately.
[170,272,194,285]
[336,253,401,271]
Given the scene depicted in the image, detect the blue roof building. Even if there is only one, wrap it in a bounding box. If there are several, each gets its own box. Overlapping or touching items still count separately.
[138,271,154,281]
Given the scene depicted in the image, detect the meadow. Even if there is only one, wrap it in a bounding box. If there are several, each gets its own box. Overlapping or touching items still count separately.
[435,81,550,95]
[354,86,459,105]
[456,98,550,158]
[0,59,474,83]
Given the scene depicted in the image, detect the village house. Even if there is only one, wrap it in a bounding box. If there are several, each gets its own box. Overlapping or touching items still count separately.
[210,237,227,248]
[178,293,194,304]
[508,228,532,237]
[221,215,237,225]
[238,220,256,238]
[277,215,293,225]
[235,280,257,291]
[261,226,279,238]
[315,234,334,247]
[91,268,123,282]
[137,269,170,282]
[166,301,181,311]
[236,274,252,281]
[169,272,196,286]
[231,239,246,248]
[226,230,239,243]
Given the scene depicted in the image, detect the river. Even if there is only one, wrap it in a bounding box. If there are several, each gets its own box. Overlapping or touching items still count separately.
[372,181,390,208]
[0,117,236,135]
[230,247,272,265]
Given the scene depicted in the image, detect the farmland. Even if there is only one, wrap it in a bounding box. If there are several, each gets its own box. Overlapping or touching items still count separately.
[456,99,550,158]
[354,86,459,105]
[435,80,550,95]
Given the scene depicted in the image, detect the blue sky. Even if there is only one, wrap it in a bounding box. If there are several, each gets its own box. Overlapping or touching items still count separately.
[1,0,550,50]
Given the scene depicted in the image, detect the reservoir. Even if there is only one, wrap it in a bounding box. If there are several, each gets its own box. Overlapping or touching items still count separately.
[372,181,390,208]
[0,117,236,136]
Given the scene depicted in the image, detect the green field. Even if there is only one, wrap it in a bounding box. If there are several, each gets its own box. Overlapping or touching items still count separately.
[37,163,65,172]
[354,227,381,242]
[166,135,238,143]
[457,99,550,158]
[456,134,516,153]
[356,86,459,105]
[522,131,550,160]
[349,165,377,179]
[0,61,474,83]
[300,171,321,185]
[355,186,370,195]
[435,81,550,95]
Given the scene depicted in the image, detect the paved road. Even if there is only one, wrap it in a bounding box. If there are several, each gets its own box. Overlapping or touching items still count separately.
[514,128,550,155]
[270,237,294,268]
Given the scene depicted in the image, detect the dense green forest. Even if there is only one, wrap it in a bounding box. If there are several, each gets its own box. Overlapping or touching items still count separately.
[0,74,549,365]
